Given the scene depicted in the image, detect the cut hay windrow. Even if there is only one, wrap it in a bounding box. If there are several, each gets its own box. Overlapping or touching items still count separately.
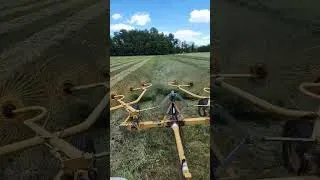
[0,0,91,35]
[110,60,140,73]
[110,58,151,87]
[0,1,105,75]
[0,0,65,19]
[0,0,39,11]
[178,52,210,58]
[110,56,146,64]
[171,56,209,70]
[176,55,210,61]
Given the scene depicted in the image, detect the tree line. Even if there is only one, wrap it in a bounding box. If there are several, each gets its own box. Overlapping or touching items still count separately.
[110,27,210,56]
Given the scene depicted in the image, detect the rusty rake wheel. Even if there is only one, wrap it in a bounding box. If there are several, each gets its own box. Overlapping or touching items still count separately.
[0,70,48,145]
[33,57,103,129]
[35,57,102,98]
[0,70,57,179]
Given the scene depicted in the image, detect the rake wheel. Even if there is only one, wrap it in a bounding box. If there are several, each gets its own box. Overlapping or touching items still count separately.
[282,120,314,175]
[0,70,47,125]
[198,98,209,117]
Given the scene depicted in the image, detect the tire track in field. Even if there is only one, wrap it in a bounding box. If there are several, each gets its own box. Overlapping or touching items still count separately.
[0,1,105,75]
[110,60,141,72]
[0,0,90,35]
[110,59,132,67]
[110,58,152,87]
[110,57,138,64]
[0,0,65,20]
[110,59,139,68]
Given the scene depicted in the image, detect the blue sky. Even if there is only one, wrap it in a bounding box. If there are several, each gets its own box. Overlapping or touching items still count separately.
[110,0,210,46]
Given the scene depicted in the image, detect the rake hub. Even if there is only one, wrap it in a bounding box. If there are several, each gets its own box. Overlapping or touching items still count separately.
[2,103,16,118]
[140,80,147,86]
[250,63,267,79]
[111,94,116,99]
[63,80,74,94]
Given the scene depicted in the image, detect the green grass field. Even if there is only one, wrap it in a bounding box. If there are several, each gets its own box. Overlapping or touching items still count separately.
[0,1,107,179]
[110,53,210,180]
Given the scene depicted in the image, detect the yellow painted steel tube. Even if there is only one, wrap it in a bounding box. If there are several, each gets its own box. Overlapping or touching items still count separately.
[13,106,83,158]
[0,137,44,155]
[119,117,209,130]
[168,81,209,99]
[203,88,210,93]
[172,123,186,163]
[0,82,107,156]
[178,85,208,99]
[171,123,192,179]
[299,82,320,100]
[56,94,107,138]
[218,80,317,118]
[110,88,148,111]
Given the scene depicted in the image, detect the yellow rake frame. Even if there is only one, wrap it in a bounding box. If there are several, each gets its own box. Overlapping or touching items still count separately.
[110,81,210,180]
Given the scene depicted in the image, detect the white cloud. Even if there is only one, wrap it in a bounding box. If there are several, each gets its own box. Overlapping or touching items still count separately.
[189,9,210,23]
[128,12,151,26]
[196,36,210,46]
[173,29,209,46]
[112,13,122,20]
[174,30,201,38]
[110,23,134,31]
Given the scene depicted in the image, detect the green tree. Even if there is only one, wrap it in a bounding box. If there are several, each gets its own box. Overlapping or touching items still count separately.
[110,27,210,56]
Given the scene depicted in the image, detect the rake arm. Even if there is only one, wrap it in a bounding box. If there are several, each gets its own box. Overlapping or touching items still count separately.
[168,81,209,99]
[110,83,152,111]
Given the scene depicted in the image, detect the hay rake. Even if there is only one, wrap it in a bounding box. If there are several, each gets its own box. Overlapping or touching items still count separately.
[110,81,210,180]
[211,63,320,180]
[0,82,108,180]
